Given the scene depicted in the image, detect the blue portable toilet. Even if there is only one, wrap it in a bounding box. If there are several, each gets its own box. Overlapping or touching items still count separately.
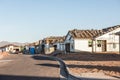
[29,46,35,55]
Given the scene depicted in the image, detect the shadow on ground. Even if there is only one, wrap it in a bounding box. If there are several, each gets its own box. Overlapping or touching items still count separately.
[36,63,59,68]
[56,52,120,61]
[0,75,60,80]
[67,64,120,73]
[32,55,55,61]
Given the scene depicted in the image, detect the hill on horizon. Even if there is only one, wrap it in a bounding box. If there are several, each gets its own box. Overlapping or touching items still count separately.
[0,41,29,47]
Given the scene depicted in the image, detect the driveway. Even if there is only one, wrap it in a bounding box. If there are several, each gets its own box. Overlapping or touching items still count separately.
[0,54,60,80]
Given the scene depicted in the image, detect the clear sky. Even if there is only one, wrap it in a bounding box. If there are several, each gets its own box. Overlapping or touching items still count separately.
[0,0,120,43]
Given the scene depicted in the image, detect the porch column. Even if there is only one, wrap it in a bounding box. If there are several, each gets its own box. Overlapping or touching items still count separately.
[92,37,95,53]
[119,35,120,54]
[92,40,94,53]
[95,39,96,52]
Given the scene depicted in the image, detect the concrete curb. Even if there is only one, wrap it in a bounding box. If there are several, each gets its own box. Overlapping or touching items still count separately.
[40,55,119,80]
[36,55,68,80]
[56,58,120,80]
[50,56,81,80]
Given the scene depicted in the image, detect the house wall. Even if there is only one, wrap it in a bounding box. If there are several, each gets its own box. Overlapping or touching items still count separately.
[107,44,119,52]
[64,32,74,52]
[7,46,21,53]
[74,39,92,52]
[0,48,6,52]
[65,38,74,52]
[93,40,102,52]
[65,32,100,52]
[44,43,50,53]
[56,43,65,51]
[65,33,71,43]
[64,27,120,53]
[5,46,10,52]
[96,28,120,52]
[9,46,14,51]
[0,45,21,53]
[56,43,60,50]
[0,49,2,52]
[107,36,119,52]
[69,38,74,52]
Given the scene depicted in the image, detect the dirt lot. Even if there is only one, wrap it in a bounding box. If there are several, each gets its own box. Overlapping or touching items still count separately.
[0,52,9,59]
[56,52,120,78]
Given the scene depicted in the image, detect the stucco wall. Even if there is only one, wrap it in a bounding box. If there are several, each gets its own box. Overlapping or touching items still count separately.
[107,44,119,52]
[96,28,120,52]
[57,43,65,51]
[74,39,92,52]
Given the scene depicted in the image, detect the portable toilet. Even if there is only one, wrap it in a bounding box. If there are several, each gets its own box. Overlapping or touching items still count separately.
[29,46,35,55]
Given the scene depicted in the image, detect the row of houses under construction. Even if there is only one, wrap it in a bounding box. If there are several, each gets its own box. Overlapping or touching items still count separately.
[37,25,120,54]
[1,25,120,54]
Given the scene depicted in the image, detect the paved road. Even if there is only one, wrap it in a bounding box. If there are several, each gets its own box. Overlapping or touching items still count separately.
[0,54,60,80]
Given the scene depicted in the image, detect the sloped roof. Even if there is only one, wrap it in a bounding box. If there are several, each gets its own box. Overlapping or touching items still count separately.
[69,25,120,39]
[0,44,20,48]
[44,36,65,44]
[69,29,102,39]
[102,25,120,33]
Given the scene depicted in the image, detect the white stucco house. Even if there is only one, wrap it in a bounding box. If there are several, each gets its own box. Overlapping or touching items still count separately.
[53,38,65,51]
[64,25,120,53]
[41,36,65,54]
[95,26,120,52]
[0,44,21,53]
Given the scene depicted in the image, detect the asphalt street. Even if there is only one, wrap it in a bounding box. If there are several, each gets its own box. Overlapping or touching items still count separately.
[0,54,60,80]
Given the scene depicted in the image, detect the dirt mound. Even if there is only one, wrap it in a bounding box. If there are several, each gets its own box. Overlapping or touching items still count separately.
[0,52,10,59]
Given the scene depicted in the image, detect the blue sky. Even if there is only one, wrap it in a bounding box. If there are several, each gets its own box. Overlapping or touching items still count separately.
[0,0,120,42]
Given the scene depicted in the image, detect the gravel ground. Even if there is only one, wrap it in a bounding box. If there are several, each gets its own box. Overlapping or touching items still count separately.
[56,52,120,78]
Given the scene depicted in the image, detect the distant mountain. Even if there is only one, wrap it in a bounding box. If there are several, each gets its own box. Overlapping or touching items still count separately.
[0,41,29,47]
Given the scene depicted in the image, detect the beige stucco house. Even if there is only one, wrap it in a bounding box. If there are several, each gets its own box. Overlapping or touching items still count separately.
[0,44,21,53]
